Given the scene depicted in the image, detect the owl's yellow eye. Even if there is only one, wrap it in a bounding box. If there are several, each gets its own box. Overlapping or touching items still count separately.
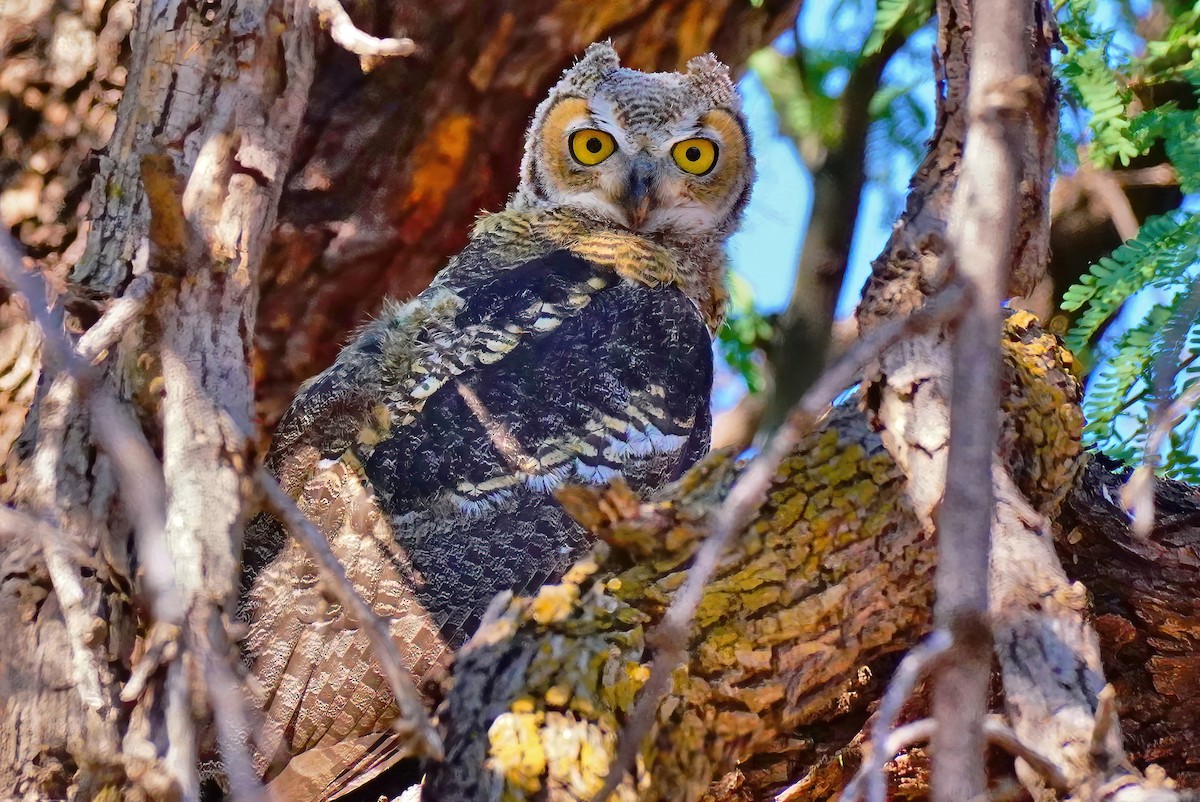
[671,138,718,176]
[569,129,617,166]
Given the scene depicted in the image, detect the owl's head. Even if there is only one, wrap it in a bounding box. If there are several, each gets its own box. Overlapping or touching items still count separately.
[515,43,753,240]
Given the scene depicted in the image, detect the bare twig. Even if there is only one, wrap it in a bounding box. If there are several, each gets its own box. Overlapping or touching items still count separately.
[311,0,415,60]
[983,717,1070,794]
[0,229,182,714]
[0,506,93,564]
[590,285,967,802]
[930,0,1033,797]
[711,391,766,453]
[77,273,154,363]
[836,714,1070,802]
[1113,163,1177,188]
[1,262,180,626]
[838,719,938,802]
[1082,165,1140,242]
[121,622,182,703]
[457,381,539,475]
[90,393,181,623]
[1089,684,1120,771]
[38,513,108,710]
[856,630,953,802]
[1124,282,1200,538]
[203,611,270,802]
[254,466,444,761]
[0,231,72,372]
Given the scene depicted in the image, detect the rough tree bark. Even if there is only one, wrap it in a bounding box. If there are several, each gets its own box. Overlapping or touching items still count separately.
[2,0,316,797]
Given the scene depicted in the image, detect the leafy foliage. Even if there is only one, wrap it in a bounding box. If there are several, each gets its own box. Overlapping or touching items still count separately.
[1057,0,1200,480]
[1058,0,1141,166]
[864,0,933,55]
[1061,212,1200,355]
[1077,280,1200,483]
[718,273,774,394]
[749,0,933,173]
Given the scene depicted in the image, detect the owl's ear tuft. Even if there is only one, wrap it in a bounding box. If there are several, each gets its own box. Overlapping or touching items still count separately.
[557,41,621,92]
[578,41,621,71]
[686,53,738,109]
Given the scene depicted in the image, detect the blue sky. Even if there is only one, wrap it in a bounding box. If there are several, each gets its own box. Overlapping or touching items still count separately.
[713,1,938,409]
[726,2,939,322]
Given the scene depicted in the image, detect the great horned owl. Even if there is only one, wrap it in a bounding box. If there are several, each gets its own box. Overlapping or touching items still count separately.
[239,42,753,800]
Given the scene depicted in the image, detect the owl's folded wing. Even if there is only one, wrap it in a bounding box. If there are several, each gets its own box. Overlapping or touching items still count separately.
[240,248,714,799]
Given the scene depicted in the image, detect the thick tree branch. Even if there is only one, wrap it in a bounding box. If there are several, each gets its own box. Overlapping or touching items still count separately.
[424,1,1192,800]
[425,314,1086,802]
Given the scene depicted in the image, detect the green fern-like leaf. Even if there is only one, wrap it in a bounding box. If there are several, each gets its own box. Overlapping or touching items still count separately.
[1162,108,1200,193]
[864,0,930,55]
[1081,307,1168,446]
[1057,0,1143,165]
[1063,212,1200,354]
[1079,281,1200,475]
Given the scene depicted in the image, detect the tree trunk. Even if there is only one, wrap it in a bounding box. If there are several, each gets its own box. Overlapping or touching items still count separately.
[2,0,316,796]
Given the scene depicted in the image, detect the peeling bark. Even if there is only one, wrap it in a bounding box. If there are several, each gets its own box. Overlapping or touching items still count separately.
[2,0,315,797]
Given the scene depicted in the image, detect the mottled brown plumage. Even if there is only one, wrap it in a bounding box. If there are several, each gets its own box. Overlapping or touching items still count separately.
[235,43,753,800]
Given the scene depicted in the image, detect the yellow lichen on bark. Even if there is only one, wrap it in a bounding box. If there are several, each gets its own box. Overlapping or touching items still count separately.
[998,310,1085,517]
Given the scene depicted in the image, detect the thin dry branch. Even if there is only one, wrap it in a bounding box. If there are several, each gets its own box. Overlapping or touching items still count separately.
[837,715,1070,802]
[90,393,181,625]
[857,630,952,802]
[837,719,939,802]
[0,230,182,627]
[34,508,108,710]
[311,0,415,60]
[1089,684,1120,770]
[0,229,185,721]
[591,284,967,802]
[0,506,93,564]
[253,466,444,761]
[1124,281,1200,538]
[1082,165,1141,242]
[77,273,154,363]
[931,0,1032,796]
[203,611,269,802]
[983,718,1070,794]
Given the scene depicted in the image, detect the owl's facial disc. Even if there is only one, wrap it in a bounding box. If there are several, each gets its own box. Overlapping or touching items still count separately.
[533,94,750,237]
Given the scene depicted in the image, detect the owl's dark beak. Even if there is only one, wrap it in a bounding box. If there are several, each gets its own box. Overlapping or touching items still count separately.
[624,158,655,229]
